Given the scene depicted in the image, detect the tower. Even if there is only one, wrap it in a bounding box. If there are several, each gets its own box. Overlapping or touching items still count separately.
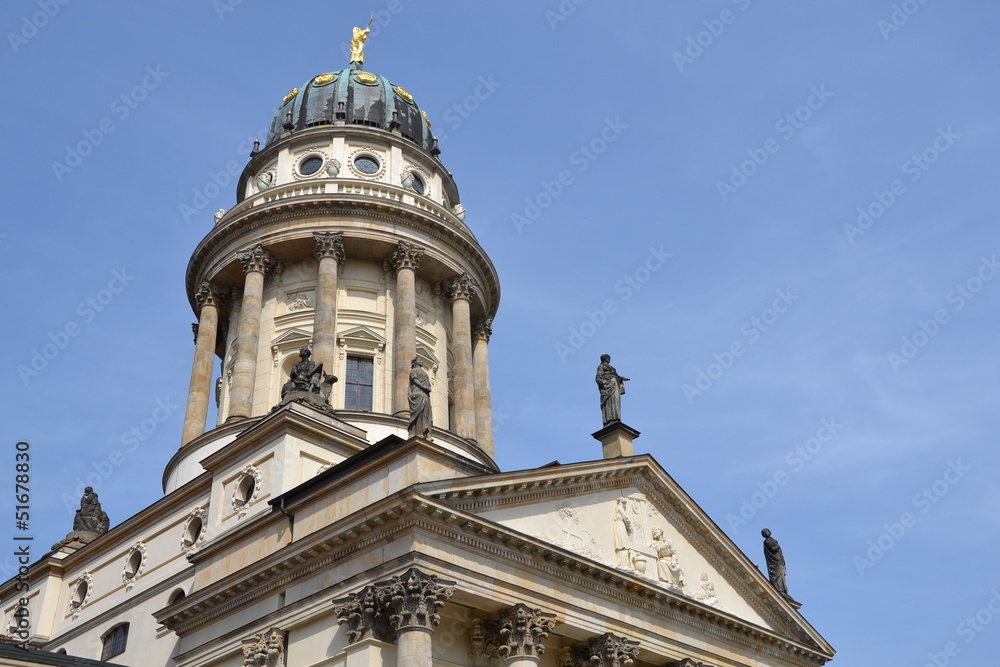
[176,45,500,497]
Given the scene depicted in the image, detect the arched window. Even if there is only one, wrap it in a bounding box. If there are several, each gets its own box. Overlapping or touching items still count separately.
[101,623,129,660]
[168,588,186,605]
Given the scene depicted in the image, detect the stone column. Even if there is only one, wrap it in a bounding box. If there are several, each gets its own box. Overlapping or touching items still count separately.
[472,318,494,457]
[384,568,454,667]
[334,568,454,667]
[447,275,477,440]
[387,242,424,416]
[227,244,273,421]
[313,232,345,370]
[181,283,227,446]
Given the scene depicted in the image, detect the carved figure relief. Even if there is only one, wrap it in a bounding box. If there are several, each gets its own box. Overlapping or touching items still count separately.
[255,171,274,192]
[286,292,311,311]
[695,573,720,608]
[650,527,685,590]
[613,498,633,569]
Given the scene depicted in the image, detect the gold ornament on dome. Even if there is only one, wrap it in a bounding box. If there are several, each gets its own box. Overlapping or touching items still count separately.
[421,110,432,127]
[283,88,299,104]
[314,73,336,86]
[356,72,378,84]
[395,86,413,102]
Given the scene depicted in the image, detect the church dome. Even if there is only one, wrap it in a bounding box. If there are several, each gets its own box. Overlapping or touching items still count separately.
[266,66,435,153]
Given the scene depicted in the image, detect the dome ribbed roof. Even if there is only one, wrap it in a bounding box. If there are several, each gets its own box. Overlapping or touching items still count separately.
[266,67,434,152]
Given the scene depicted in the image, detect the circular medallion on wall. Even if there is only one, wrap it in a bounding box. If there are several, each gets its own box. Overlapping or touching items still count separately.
[232,465,262,517]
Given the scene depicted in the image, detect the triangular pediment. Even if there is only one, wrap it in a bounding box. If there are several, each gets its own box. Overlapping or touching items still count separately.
[418,455,832,655]
[337,325,386,345]
[271,327,312,346]
[415,342,439,365]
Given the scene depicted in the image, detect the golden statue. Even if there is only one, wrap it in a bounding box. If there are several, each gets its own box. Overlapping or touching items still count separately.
[350,16,374,64]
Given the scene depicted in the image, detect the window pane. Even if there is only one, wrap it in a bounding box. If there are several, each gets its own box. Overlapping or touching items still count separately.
[345,356,373,411]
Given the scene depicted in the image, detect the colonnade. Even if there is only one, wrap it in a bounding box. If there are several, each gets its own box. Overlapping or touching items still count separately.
[180,238,494,455]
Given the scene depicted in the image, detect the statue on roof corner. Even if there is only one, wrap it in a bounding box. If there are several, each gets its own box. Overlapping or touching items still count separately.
[596,354,629,425]
[350,16,375,65]
[73,487,110,536]
[762,528,797,603]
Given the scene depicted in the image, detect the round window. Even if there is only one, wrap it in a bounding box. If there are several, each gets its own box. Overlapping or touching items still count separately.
[234,474,255,507]
[124,550,142,580]
[354,155,380,175]
[299,156,324,176]
[410,174,425,195]
[183,515,203,547]
[71,580,88,609]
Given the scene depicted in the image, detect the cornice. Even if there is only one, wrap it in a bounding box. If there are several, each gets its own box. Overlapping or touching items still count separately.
[185,194,500,318]
[153,490,832,665]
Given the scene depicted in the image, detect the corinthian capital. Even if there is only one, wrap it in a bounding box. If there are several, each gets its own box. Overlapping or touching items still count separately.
[382,567,454,632]
[237,244,274,275]
[314,231,346,263]
[473,318,493,342]
[496,604,555,659]
[446,274,477,303]
[195,282,229,311]
[386,241,424,274]
[334,585,392,644]
[588,633,640,667]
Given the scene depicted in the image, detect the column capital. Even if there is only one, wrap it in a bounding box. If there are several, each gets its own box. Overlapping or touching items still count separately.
[237,244,275,275]
[497,604,555,659]
[383,567,454,633]
[446,273,478,303]
[240,627,286,667]
[195,282,230,311]
[334,585,393,643]
[561,634,640,667]
[588,634,640,667]
[473,318,493,342]
[314,231,346,263]
[386,241,425,273]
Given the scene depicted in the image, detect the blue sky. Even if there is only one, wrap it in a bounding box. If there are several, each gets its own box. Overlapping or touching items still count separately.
[1,1,998,664]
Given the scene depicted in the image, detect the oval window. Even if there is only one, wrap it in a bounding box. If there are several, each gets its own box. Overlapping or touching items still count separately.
[299,156,324,176]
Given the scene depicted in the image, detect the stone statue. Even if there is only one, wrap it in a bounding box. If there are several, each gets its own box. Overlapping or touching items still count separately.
[650,528,685,588]
[612,498,632,568]
[762,528,792,599]
[407,357,432,438]
[280,348,336,400]
[255,171,273,192]
[695,573,719,607]
[350,17,374,64]
[72,487,110,535]
[596,354,629,425]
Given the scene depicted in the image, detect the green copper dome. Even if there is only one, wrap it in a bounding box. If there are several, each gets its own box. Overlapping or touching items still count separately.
[266,67,436,154]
